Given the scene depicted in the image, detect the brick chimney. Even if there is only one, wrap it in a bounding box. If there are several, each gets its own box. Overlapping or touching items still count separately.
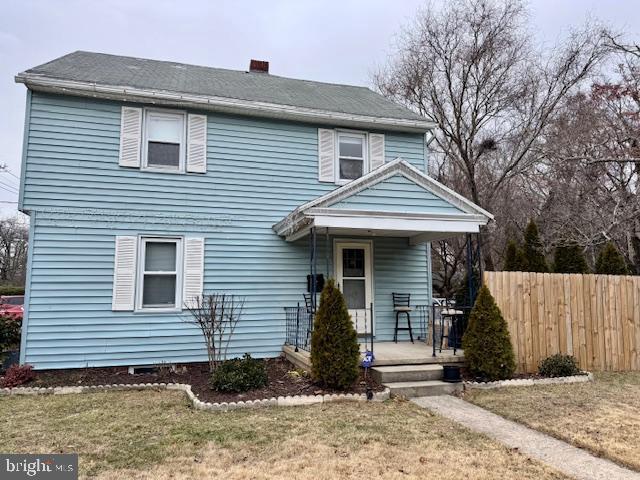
[249,59,269,74]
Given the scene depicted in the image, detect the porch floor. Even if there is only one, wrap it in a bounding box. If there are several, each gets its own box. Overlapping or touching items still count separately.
[283,341,465,371]
[367,342,464,366]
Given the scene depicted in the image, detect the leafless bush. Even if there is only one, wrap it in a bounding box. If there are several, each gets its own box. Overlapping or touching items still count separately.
[183,293,245,373]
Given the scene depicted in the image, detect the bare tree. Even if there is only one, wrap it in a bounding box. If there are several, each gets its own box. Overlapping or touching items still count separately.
[375,0,611,272]
[538,59,640,271]
[0,217,28,285]
[183,293,245,373]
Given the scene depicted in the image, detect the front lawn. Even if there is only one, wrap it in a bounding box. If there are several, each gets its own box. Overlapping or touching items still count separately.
[0,390,568,479]
[465,372,640,471]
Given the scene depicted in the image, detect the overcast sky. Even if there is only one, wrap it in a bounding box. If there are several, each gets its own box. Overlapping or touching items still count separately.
[1,0,639,217]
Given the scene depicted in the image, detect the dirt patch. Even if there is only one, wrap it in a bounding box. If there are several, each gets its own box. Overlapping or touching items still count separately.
[25,357,383,403]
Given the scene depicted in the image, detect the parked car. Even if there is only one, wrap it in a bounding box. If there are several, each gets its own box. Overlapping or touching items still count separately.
[0,295,24,321]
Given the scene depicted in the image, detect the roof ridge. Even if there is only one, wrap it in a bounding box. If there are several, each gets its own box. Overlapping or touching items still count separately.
[45,50,376,92]
[18,50,432,130]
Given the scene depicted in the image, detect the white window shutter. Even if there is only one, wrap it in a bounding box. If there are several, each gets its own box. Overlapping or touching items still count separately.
[187,114,207,173]
[119,107,142,168]
[183,237,205,309]
[369,133,385,171]
[318,128,336,182]
[112,236,138,311]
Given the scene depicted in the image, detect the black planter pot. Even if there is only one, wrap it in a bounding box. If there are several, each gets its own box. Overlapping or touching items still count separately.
[1,349,19,372]
[442,364,462,383]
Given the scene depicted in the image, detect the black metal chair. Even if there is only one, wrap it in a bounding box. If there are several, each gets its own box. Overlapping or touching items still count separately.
[303,293,314,314]
[392,292,414,343]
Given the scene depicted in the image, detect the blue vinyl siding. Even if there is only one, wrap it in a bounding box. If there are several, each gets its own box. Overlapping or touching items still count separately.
[22,92,431,369]
[330,174,464,213]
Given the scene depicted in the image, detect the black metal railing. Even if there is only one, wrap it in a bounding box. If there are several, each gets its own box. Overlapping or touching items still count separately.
[415,305,429,341]
[284,303,314,352]
[284,303,375,355]
[351,304,375,357]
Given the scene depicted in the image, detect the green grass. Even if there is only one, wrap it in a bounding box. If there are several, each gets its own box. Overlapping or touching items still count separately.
[0,390,569,479]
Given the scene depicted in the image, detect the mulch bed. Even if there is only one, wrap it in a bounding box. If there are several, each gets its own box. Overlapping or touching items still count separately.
[23,356,384,403]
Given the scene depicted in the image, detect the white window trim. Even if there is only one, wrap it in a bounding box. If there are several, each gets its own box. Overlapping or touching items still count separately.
[142,108,187,174]
[335,129,369,185]
[135,236,184,313]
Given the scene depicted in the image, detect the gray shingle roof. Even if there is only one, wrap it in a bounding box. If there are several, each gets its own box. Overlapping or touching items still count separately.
[20,51,427,124]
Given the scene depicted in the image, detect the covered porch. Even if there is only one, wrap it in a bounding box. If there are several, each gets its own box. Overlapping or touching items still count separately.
[273,159,493,364]
[283,341,464,372]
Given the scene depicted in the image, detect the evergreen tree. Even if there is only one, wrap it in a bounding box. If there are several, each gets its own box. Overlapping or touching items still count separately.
[552,243,589,274]
[503,240,519,271]
[310,279,360,389]
[515,248,527,272]
[462,285,516,380]
[523,220,548,272]
[595,242,629,275]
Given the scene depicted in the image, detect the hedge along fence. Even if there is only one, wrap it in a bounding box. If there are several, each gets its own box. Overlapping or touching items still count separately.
[483,271,640,373]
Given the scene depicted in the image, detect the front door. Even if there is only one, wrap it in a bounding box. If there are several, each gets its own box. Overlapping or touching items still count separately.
[335,242,373,334]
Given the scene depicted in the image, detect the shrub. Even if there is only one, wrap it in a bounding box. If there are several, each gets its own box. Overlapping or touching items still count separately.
[0,364,36,388]
[595,242,629,275]
[310,279,360,390]
[0,316,21,352]
[462,285,516,381]
[210,353,268,393]
[523,220,548,272]
[0,286,24,296]
[539,354,581,378]
[552,243,589,274]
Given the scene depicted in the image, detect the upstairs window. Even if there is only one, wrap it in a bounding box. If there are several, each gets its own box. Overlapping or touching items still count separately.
[143,110,185,171]
[338,132,366,182]
[318,129,384,185]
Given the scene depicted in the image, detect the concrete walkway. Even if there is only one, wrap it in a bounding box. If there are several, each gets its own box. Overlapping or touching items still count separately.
[412,395,640,480]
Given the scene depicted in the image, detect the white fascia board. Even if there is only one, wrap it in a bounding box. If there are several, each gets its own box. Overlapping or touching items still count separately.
[311,214,482,233]
[307,208,489,223]
[15,75,435,133]
[277,209,486,241]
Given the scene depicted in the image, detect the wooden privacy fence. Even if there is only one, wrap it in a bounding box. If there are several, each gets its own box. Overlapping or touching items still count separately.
[483,271,640,373]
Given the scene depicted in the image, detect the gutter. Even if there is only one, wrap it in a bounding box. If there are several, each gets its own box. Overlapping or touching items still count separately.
[15,74,436,133]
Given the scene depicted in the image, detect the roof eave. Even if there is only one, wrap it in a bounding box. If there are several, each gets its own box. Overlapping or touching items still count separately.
[15,74,436,133]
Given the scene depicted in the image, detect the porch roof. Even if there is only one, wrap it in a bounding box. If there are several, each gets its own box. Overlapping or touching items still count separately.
[273,158,493,244]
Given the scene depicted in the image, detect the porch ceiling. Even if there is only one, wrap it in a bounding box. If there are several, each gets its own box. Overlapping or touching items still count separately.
[273,159,493,244]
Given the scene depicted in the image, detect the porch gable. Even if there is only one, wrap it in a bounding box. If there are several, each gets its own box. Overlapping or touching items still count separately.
[273,158,493,243]
[328,173,465,214]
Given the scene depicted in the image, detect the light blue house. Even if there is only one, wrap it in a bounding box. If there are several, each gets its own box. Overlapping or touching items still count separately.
[15,52,492,370]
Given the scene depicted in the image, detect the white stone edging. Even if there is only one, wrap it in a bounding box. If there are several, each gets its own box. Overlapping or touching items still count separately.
[0,382,390,411]
[464,372,594,390]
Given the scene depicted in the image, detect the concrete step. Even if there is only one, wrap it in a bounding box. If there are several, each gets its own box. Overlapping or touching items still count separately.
[371,353,466,366]
[371,364,443,383]
[385,380,462,398]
